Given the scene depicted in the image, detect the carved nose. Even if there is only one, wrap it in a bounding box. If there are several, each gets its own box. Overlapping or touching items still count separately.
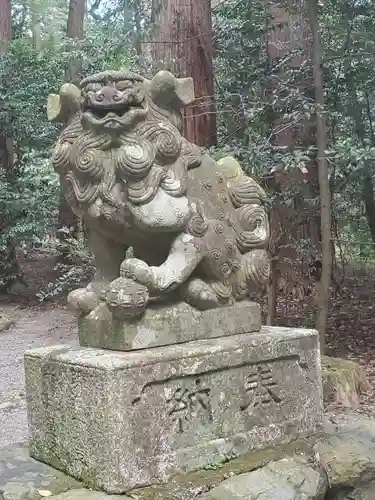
[90,86,123,107]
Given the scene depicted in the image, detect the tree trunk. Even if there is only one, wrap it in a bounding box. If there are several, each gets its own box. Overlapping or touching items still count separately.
[65,0,85,84]
[264,1,321,324]
[133,0,143,55]
[57,0,86,255]
[266,257,278,325]
[363,168,375,247]
[123,0,133,33]
[151,0,217,147]
[0,0,23,292]
[31,0,43,51]
[363,92,375,247]
[353,97,375,247]
[308,0,331,351]
[0,0,11,52]
[0,0,12,176]
[344,79,375,247]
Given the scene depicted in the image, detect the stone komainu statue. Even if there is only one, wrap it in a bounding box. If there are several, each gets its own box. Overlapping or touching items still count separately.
[48,70,270,318]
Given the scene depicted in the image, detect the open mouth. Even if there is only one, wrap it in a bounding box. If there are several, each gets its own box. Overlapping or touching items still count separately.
[82,101,147,128]
[90,108,125,119]
[87,102,144,118]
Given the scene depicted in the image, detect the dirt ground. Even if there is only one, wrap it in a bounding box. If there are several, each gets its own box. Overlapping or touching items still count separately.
[0,252,374,447]
[0,253,78,447]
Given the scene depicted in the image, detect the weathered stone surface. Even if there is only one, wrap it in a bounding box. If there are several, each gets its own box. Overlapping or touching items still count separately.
[0,439,320,500]
[7,412,375,500]
[3,484,41,500]
[48,489,130,500]
[78,300,261,350]
[3,488,130,500]
[0,443,81,498]
[322,356,371,408]
[0,438,320,500]
[49,70,271,324]
[129,437,318,500]
[201,457,328,500]
[333,483,375,500]
[316,413,375,488]
[25,326,322,494]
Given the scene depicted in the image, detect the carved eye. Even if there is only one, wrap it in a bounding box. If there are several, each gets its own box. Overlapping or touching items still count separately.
[116,80,132,91]
[86,82,102,92]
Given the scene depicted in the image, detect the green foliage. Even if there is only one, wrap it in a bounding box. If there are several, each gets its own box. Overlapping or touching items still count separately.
[0,151,59,290]
[0,151,59,248]
[213,0,375,255]
[0,41,63,147]
[0,17,137,289]
[2,0,375,295]
[36,233,95,301]
[0,27,138,148]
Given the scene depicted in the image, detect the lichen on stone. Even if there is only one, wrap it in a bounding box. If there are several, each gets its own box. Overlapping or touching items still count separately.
[322,356,371,408]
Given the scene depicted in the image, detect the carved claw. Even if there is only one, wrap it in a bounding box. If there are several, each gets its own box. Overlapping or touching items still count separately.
[180,278,221,310]
[149,71,195,108]
[120,258,182,294]
[120,258,154,287]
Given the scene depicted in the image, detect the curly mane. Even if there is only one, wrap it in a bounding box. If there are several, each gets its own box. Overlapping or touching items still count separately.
[52,96,203,215]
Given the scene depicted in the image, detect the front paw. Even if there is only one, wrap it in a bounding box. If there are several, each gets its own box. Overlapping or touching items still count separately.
[67,285,101,314]
[120,258,154,287]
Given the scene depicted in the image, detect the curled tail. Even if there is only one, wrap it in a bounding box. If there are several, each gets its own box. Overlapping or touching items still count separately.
[218,156,270,295]
[218,156,269,252]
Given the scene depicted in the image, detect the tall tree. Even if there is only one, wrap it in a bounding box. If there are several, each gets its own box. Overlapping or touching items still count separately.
[0,0,21,292]
[31,0,42,51]
[0,0,11,51]
[0,0,12,173]
[308,0,331,349]
[57,0,86,251]
[264,0,321,324]
[0,0,12,178]
[151,0,216,147]
[65,0,86,84]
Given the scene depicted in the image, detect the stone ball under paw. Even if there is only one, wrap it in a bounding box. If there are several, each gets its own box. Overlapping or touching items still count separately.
[106,277,149,320]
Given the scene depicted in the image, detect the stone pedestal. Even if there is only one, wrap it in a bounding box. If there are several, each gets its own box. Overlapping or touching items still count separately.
[78,301,261,351]
[25,326,322,494]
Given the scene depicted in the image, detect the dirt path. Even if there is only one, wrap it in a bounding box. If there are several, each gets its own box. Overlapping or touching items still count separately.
[0,304,78,447]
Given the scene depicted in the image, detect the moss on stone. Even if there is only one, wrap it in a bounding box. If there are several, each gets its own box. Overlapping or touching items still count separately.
[130,436,319,500]
[322,356,371,408]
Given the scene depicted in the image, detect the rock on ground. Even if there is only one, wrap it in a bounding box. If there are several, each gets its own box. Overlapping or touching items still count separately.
[0,443,81,499]
[0,313,15,332]
[46,490,131,500]
[332,483,375,499]
[316,412,375,488]
[201,457,327,500]
[3,413,375,499]
[322,356,371,408]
